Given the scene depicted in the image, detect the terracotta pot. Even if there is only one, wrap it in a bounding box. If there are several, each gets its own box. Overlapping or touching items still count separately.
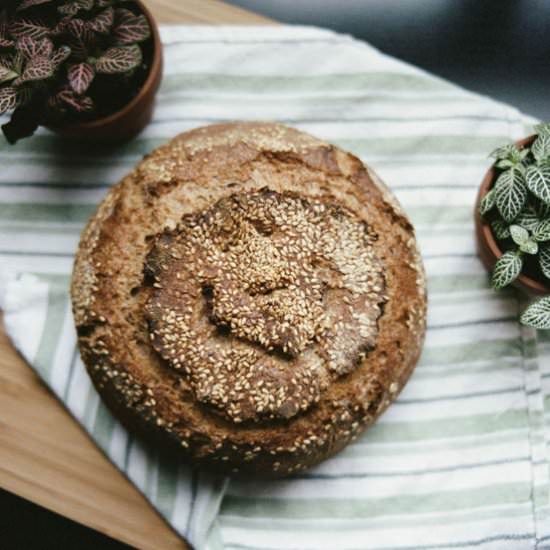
[46,0,163,142]
[474,134,550,295]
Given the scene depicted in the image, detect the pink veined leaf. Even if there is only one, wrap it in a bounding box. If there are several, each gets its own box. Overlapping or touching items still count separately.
[51,15,71,36]
[8,18,49,39]
[35,37,54,57]
[17,0,54,11]
[114,8,136,24]
[88,6,114,34]
[20,55,53,82]
[58,0,94,16]
[95,44,142,74]
[67,62,94,95]
[113,13,150,44]
[67,18,86,39]
[16,36,54,59]
[16,37,35,59]
[113,8,144,30]
[0,87,18,115]
[0,54,13,69]
[0,36,13,47]
[57,3,78,16]
[66,18,95,59]
[56,87,93,112]
[51,45,71,68]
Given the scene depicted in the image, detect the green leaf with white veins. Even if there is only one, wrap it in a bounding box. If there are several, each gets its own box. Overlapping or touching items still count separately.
[494,167,528,221]
[479,188,495,216]
[535,123,550,136]
[515,204,540,230]
[521,296,550,329]
[538,201,550,219]
[519,238,538,255]
[490,144,516,161]
[496,159,515,170]
[510,224,529,245]
[532,133,550,162]
[526,162,550,204]
[510,148,529,165]
[491,219,511,240]
[539,244,550,279]
[532,219,550,242]
[491,250,523,289]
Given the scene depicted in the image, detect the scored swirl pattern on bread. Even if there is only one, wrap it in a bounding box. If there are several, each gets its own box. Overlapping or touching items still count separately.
[145,189,386,424]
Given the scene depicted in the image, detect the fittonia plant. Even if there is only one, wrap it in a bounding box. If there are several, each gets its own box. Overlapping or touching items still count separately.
[480,122,550,329]
[0,0,151,143]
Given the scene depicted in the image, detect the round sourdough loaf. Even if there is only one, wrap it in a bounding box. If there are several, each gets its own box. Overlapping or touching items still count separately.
[71,122,427,476]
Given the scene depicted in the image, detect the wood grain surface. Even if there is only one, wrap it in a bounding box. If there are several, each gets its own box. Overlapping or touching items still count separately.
[145,0,273,24]
[0,2,273,549]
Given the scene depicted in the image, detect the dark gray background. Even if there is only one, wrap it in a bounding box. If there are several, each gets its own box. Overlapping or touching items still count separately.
[227,0,549,120]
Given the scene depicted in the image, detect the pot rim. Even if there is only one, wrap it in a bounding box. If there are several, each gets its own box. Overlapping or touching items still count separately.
[476,134,550,294]
[52,0,162,132]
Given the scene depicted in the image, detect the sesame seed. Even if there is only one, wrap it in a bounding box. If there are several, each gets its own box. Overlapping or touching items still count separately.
[143,188,386,427]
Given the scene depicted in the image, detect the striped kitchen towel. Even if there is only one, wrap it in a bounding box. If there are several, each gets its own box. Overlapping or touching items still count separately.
[1,24,550,550]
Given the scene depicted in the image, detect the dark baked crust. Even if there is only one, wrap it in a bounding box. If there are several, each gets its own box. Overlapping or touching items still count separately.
[71,122,427,476]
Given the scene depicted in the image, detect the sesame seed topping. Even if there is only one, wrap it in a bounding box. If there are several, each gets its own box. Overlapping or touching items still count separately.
[144,189,386,425]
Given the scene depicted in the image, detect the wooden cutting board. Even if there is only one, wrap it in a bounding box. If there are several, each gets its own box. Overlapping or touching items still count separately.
[0,2,273,549]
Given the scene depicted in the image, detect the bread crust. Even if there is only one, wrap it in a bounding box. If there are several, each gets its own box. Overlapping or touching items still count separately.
[71,122,427,476]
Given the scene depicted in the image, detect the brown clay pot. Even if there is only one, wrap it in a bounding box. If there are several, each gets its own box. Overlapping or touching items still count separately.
[47,0,163,143]
[474,134,550,295]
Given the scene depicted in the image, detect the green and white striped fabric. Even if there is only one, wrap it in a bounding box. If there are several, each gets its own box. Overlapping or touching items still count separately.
[1,24,549,550]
